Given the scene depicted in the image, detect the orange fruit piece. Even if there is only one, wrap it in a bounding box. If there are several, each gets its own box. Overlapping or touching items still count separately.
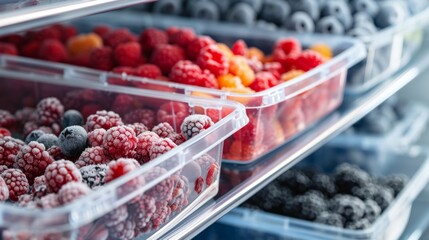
[217,43,234,59]
[218,74,245,89]
[310,43,333,59]
[229,56,255,87]
[281,70,305,82]
[246,47,265,61]
[67,33,103,57]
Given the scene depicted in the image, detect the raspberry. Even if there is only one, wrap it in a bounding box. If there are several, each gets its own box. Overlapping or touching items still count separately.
[167,132,186,145]
[87,128,106,147]
[233,116,264,144]
[44,160,82,193]
[103,126,137,159]
[131,195,156,232]
[75,146,109,168]
[168,175,189,212]
[21,40,40,58]
[36,97,64,126]
[180,114,214,140]
[14,107,36,125]
[149,138,177,160]
[194,176,204,194]
[0,137,25,167]
[152,122,175,138]
[264,62,285,79]
[196,154,216,172]
[14,141,54,183]
[229,56,255,86]
[169,28,196,47]
[36,193,60,209]
[33,27,61,42]
[93,25,111,38]
[103,29,136,48]
[0,110,16,129]
[150,44,186,75]
[247,58,264,72]
[89,47,114,71]
[114,42,142,67]
[135,64,162,79]
[104,204,128,227]
[80,164,107,189]
[18,194,33,207]
[32,175,48,199]
[110,219,135,240]
[59,126,88,157]
[134,131,159,164]
[111,94,136,116]
[123,109,156,129]
[274,38,302,57]
[170,60,218,89]
[105,158,144,199]
[197,45,229,77]
[0,176,9,201]
[232,39,248,56]
[125,123,147,136]
[157,102,190,130]
[139,28,168,55]
[0,43,17,55]
[166,27,179,39]
[144,167,174,201]
[249,71,278,92]
[37,39,68,62]
[206,163,219,186]
[59,25,77,43]
[85,110,123,132]
[1,169,29,201]
[281,69,305,82]
[67,33,102,57]
[58,182,91,204]
[0,165,8,174]
[144,202,171,232]
[186,36,216,60]
[47,145,67,160]
[296,50,324,72]
[112,66,136,76]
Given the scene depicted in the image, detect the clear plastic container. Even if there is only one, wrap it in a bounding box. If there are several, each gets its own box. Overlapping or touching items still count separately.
[209,147,429,240]
[0,64,248,239]
[0,12,365,163]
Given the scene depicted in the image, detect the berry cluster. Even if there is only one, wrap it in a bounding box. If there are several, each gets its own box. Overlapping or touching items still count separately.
[245,164,408,230]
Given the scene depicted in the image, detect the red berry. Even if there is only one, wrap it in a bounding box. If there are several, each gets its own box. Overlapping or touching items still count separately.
[114,42,142,67]
[180,114,214,140]
[44,160,82,193]
[32,175,48,199]
[247,58,264,72]
[87,128,107,147]
[274,38,302,56]
[14,107,36,125]
[249,71,278,92]
[59,25,77,43]
[157,101,190,129]
[33,27,61,42]
[36,97,64,126]
[18,194,33,208]
[126,123,148,136]
[113,66,136,75]
[295,50,324,71]
[0,176,9,201]
[196,154,216,172]
[1,169,29,201]
[105,158,144,198]
[21,40,40,58]
[36,193,60,209]
[0,43,17,55]
[169,28,196,47]
[232,39,248,56]
[205,163,218,186]
[103,29,136,48]
[150,44,186,75]
[139,28,168,55]
[168,175,189,212]
[169,60,218,88]
[152,122,175,138]
[75,146,109,168]
[123,109,156,129]
[68,53,91,67]
[135,64,162,79]
[149,138,177,160]
[93,25,111,38]
[233,116,264,144]
[144,167,174,201]
[0,137,25,167]
[273,48,299,72]
[197,45,229,77]
[111,94,136,116]
[85,110,123,132]
[1,34,24,49]
[167,132,186,145]
[144,202,171,232]
[14,141,54,183]
[109,219,135,240]
[58,182,91,204]
[104,204,128,227]
[0,165,8,174]
[0,110,16,129]
[186,36,216,60]
[37,39,68,62]
[130,195,156,232]
[264,62,285,79]
[89,47,114,71]
[134,131,159,164]
[194,176,204,194]
[166,27,179,39]
[103,126,137,159]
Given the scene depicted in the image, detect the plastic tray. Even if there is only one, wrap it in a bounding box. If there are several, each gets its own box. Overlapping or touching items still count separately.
[0,64,247,239]
[208,147,429,240]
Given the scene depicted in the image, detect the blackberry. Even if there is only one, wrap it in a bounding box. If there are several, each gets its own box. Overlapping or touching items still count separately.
[80,164,107,189]
[329,194,365,222]
[310,173,337,197]
[25,130,45,144]
[364,199,381,223]
[351,183,378,201]
[315,212,344,227]
[36,133,59,149]
[346,218,371,230]
[249,182,293,213]
[282,191,326,220]
[379,174,408,197]
[59,126,88,157]
[62,109,84,128]
[277,170,311,194]
[371,185,393,211]
[334,164,370,193]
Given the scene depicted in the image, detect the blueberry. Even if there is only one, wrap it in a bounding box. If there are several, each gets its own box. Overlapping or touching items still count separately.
[62,109,84,128]
[353,11,374,25]
[351,0,379,18]
[259,0,291,26]
[329,194,365,222]
[231,0,263,12]
[208,0,230,15]
[188,0,220,21]
[374,2,408,29]
[347,27,371,37]
[36,134,59,149]
[321,1,353,29]
[364,199,381,223]
[371,185,394,211]
[250,182,293,213]
[153,0,183,15]
[226,2,256,25]
[59,126,88,157]
[255,20,278,31]
[316,16,345,35]
[25,130,45,144]
[289,0,320,21]
[287,11,315,33]
[315,212,344,227]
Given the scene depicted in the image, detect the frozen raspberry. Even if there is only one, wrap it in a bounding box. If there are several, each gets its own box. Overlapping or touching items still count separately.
[36,193,60,209]
[0,137,25,167]
[36,133,59,149]
[123,109,156,129]
[168,175,189,212]
[144,167,174,201]
[44,160,82,193]
[139,28,168,55]
[152,122,175,138]
[59,25,78,43]
[15,141,54,183]
[59,126,88,157]
[0,43,17,55]
[0,176,9,201]
[1,169,29,201]
[180,114,214,140]
[58,182,91,204]
[232,39,248,56]
[150,44,186,75]
[135,64,162,79]
[130,195,156,232]
[32,175,48,199]
[89,47,114,71]
[126,123,148,136]
[47,146,67,160]
[87,128,106,147]
[0,110,16,129]
[18,194,33,207]
[149,138,177,160]
[144,202,171,232]
[80,164,107,189]
[233,116,264,144]
[103,28,136,48]
[105,158,144,199]
[21,40,41,58]
[62,109,84,128]
[170,60,218,88]
[14,107,36,125]
[296,50,324,71]
[75,146,109,168]
[36,97,64,126]
[0,165,8,174]
[167,132,186,145]
[1,34,24,48]
[111,94,136,116]
[205,163,219,186]
[264,62,285,79]
[134,132,159,164]
[170,28,196,47]
[114,42,141,67]
[93,25,111,38]
[104,204,128,227]
[197,45,229,77]
[249,71,278,92]
[194,176,204,194]
[37,39,68,62]
[103,126,137,159]
[33,26,61,42]
[112,66,136,76]
[85,110,123,132]
[274,38,302,57]
[0,128,10,138]
[157,102,190,129]
[110,219,135,240]
[186,36,216,60]
[23,122,39,138]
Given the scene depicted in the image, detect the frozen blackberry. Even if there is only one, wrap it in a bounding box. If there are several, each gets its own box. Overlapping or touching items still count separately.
[364,199,381,223]
[329,194,365,222]
[346,218,371,230]
[36,133,59,149]
[249,182,293,213]
[311,173,337,197]
[351,183,378,201]
[379,174,408,197]
[282,191,326,220]
[80,164,107,189]
[59,126,88,157]
[62,109,84,128]
[25,130,45,144]
[334,163,371,193]
[371,185,393,211]
[315,212,344,227]
[277,170,311,194]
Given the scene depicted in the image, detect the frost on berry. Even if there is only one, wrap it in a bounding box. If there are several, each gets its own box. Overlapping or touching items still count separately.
[0,128,11,138]
[103,126,137,159]
[0,110,16,129]
[59,126,88,157]
[0,176,9,201]
[180,114,214,140]
[144,167,174,201]
[85,110,123,132]
[14,107,36,125]
[32,175,48,199]
[58,182,91,204]
[126,123,148,136]
[157,102,190,130]
[149,138,177,160]
[87,128,106,147]
[1,169,29,201]
[0,165,8,174]
[14,141,54,183]
[168,175,190,212]
[36,97,64,125]
[194,176,204,194]
[109,218,135,240]
[143,201,171,232]
[134,131,159,164]
[103,204,128,227]
[44,160,82,193]
[167,132,186,145]
[47,146,68,160]
[152,122,175,138]
[105,158,144,199]
[0,137,25,167]
[130,195,156,233]
[75,146,109,168]
[36,193,60,209]
[123,109,156,129]
[80,164,107,189]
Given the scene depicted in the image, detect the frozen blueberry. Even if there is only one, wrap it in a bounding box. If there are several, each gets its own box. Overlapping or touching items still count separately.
[277,170,311,194]
[36,134,59,149]
[379,174,408,197]
[153,0,183,15]
[311,173,337,197]
[347,27,371,37]
[353,11,374,25]
[59,126,88,157]
[255,20,278,31]
[282,191,326,220]
[346,218,371,230]
[226,2,256,25]
[259,0,290,26]
[62,109,84,128]
[334,163,371,193]
[25,130,45,144]
[287,11,315,33]
[321,1,353,29]
[231,0,263,12]
[374,2,408,29]
[188,0,220,21]
[316,16,345,35]
[364,199,381,223]
[329,194,365,222]
[315,212,344,227]
[351,0,379,18]
[289,0,320,21]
